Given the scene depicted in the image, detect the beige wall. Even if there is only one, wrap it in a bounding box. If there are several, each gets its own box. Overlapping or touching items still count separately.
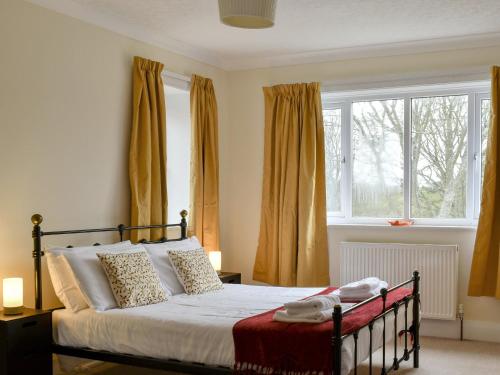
[221,48,500,341]
[0,0,228,308]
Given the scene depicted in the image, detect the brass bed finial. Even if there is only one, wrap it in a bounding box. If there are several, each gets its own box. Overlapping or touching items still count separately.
[180,209,188,218]
[31,213,43,225]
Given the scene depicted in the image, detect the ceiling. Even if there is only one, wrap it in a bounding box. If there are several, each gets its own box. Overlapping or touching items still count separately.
[28,0,500,71]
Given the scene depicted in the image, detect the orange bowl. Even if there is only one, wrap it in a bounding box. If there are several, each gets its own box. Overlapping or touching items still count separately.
[388,219,414,227]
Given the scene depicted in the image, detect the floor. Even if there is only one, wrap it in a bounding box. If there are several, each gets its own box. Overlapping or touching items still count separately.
[54,337,500,374]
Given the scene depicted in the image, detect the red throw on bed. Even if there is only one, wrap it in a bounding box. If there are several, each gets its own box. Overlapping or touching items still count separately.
[233,286,412,375]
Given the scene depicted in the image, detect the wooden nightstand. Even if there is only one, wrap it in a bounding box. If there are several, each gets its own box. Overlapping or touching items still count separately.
[0,309,52,375]
[219,272,241,284]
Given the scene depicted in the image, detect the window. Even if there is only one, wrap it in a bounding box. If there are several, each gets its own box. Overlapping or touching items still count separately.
[411,95,468,219]
[324,108,342,213]
[165,84,191,220]
[323,82,490,225]
[480,98,491,182]
[352,99,404,218]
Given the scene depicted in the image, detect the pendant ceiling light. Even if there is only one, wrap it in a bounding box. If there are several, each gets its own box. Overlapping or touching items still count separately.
[218,0,277,29]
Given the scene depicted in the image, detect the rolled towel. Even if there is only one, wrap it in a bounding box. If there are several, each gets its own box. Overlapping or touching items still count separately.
[284,294,341,316]
[273,309,334,323]
[339,277,383,292]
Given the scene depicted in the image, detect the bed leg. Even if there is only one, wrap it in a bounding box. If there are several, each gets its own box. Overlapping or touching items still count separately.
[412,270,420,369]
[332,304,342,375]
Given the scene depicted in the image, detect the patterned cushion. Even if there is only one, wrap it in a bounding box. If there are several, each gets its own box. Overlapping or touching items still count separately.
[167,248,223,295]
[97,251,167,308]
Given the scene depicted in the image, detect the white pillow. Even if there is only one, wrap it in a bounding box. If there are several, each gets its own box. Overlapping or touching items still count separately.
[46,241,132,256]
[63,244,145,311]
[46,254,88,312]
[46,241,131,311]
[143,237,202,295]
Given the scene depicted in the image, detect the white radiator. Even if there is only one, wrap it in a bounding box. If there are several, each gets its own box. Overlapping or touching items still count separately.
[340,242,459,320]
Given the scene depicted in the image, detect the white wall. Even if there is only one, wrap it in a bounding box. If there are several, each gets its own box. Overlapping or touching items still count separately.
[0,0,228,308]
[220,47,500,342]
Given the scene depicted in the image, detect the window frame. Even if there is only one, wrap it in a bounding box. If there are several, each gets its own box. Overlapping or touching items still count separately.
[322,81,490,226]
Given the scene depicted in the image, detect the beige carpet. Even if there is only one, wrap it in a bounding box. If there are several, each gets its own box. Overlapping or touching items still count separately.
[357,337,500,374]
[54,337,500,374]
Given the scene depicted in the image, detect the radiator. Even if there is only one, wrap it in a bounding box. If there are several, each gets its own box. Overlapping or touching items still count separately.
[340,242,459,320]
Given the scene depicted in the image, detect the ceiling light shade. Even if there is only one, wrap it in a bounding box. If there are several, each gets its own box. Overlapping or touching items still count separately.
[218,0,277,29]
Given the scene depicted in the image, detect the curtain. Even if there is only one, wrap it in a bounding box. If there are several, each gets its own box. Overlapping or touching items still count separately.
[468,66,500,298]
[129,56,167,242]
[189,74,220,251]
[253,82,330,287]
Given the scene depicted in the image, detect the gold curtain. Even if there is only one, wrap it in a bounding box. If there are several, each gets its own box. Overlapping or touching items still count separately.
[189,74,220,251]
[469,66,500,298]
[253,82,330,287]
[129,56,167,242]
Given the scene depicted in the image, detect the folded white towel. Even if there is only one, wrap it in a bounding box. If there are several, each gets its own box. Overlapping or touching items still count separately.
[284,294,341,316]
[273,309,334,323]
[339,277,383,292]
[333,281,388,301]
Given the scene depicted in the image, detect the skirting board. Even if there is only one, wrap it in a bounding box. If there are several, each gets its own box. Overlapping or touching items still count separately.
[421,318,500,343]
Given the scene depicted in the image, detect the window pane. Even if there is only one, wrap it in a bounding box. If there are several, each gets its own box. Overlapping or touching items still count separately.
[323,108,342,213]
[411,95,468,218]
[352,99,404,217]
[481,99,491,184]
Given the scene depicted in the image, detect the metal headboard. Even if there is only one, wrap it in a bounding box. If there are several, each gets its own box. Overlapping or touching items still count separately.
[31,210,188,310]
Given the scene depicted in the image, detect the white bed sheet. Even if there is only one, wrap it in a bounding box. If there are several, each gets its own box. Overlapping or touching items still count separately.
[53,284,413,375]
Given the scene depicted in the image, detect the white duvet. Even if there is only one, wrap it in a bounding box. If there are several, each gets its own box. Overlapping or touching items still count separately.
[53,284,412,375]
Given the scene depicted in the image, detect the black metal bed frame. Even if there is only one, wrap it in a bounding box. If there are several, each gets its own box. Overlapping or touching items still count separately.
[31,212,420,375]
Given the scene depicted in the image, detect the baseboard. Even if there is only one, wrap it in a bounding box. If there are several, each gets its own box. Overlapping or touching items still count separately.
[420,318,500,343]
[463,319,500,343]
[420,319,459,340]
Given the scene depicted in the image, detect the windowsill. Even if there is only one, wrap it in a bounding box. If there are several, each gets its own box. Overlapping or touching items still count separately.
[328,222,477,230]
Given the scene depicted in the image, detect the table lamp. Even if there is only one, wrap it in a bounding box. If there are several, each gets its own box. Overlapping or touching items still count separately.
[3,277,23,315]
[209,251,222,274]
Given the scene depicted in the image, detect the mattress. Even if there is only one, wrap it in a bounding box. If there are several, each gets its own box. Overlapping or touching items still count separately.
[53,284,413,375]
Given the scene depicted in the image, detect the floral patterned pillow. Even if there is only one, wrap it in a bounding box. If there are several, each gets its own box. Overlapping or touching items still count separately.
[167,248,223,294]
[97,251,167,308]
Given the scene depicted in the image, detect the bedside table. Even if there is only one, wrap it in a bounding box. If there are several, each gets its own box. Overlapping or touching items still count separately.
[219,272,241,284]
[0,309,52,375]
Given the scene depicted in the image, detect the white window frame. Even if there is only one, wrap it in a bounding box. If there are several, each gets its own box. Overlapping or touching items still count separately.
[322,81,490,226]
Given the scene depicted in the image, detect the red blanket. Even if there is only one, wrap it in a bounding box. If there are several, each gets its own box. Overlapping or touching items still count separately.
[233,286,412,374]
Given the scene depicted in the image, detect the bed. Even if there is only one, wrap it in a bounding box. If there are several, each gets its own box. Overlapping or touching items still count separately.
[31,212,420,375]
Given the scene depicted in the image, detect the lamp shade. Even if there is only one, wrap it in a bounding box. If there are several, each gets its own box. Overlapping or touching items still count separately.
[209,251,222,273]
[3,278,23,315]
[218,0,277,29]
